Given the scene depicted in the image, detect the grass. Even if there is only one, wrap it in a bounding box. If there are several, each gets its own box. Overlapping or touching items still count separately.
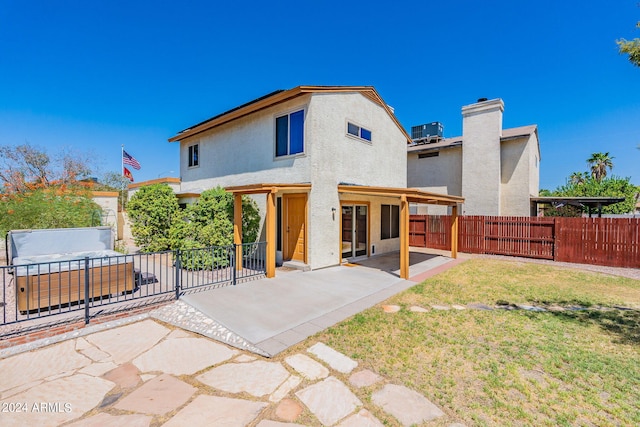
[311,259,640,426]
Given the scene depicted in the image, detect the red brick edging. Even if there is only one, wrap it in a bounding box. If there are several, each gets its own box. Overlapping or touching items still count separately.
[0,302,170,350]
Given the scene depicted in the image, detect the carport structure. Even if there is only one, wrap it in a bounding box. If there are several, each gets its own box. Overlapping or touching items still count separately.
[227,183,464,280]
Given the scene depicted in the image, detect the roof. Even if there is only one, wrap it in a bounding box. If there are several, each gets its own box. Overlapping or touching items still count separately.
[168,86,411,143]
[127,177,180,190]
[531,196,625,208]
[407,124,538,155]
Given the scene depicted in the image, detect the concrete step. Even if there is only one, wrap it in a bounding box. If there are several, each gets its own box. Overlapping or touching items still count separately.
[282,261,311,272]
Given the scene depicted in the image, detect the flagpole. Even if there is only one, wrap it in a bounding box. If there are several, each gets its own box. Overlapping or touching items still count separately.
[121,144,125,214]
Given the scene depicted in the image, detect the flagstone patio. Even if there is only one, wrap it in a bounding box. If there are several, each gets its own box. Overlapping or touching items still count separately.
[0,318,455,426]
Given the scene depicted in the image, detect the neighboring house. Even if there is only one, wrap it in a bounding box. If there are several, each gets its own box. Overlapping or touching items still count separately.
[167,86,462,278]
[408,98,540,216]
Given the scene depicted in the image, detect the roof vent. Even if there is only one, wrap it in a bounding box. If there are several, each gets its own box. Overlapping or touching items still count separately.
[477,97,488,102]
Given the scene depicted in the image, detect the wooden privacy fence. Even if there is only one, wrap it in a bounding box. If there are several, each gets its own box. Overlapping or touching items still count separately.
[409,215,640,268]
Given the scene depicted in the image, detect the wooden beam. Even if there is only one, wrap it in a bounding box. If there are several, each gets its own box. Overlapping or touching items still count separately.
[234,193,243,271]
[400,195,409,279]
[225,183,311,195]
[265,190,276,278]
[451,204,458,259]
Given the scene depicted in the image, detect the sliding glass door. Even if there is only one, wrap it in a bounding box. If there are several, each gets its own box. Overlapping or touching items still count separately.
[341,205,367,259]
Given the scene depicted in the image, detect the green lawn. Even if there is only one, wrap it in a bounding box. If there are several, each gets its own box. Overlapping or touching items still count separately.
[312,259,640,426]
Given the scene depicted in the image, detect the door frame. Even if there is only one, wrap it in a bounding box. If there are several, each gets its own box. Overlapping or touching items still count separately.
[339,201,370,261]
[283,193,308,263]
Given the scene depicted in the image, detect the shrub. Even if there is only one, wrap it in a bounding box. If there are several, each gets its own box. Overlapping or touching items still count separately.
[0,187,101,238]
[169,187,261,270]
[126,184,179,252]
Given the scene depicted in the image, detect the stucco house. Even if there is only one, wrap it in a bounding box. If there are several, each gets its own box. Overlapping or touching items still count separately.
[407,98,540,216]
[167,86,462,278]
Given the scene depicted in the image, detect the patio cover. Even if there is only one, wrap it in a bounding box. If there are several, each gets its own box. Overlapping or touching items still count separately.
[531,196,625,217]
[338,185,464,279]
[226,183,464,280]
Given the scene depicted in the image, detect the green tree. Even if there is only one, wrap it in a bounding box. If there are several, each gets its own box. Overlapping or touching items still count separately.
[551,175,638,214]
[168,187,261,269]
[98,171,132,210]
[617,20,640,67]
[0,187,101,238]
[126,184,180,252]
[569,171,588,185]
[587,152,614,182]
[0,143,106,237]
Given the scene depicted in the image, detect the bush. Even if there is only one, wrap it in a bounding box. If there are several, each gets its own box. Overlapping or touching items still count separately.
[0,187,101,238]
[127,184,179,252]
[169,187,261,270]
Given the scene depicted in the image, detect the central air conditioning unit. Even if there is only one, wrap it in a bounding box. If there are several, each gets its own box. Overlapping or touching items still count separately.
[411,122,444,144]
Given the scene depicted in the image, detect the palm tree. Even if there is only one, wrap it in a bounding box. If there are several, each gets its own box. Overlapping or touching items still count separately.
[569,171,587,185]
[587,152,614,182]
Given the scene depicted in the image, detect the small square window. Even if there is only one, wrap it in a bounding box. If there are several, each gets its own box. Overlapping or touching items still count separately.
[188,144,199,167]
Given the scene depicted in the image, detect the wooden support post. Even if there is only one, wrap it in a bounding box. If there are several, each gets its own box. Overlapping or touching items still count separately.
[234,193,243,271]
[400,195,409,279]
[451,204,459,259]
[265,190,276,278]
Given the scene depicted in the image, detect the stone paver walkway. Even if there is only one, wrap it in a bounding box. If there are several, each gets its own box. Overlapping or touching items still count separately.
[0,318,460,426]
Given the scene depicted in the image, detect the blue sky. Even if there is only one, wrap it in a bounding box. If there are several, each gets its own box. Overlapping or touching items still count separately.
[1,0,639,190]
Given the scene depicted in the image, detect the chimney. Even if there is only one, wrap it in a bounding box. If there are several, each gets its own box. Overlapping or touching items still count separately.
[460,98,504,215]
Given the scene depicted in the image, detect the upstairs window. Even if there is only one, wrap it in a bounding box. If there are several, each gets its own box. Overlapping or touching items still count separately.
[381,204,399,239]
[188,144,199,167]
[347,122,372,142]
[276,110,305,157]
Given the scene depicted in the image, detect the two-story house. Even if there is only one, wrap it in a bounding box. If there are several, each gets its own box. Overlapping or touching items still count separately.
[168,86,462,278]
[407,98,540,216]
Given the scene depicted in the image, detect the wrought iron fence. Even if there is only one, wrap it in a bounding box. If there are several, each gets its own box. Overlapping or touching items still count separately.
[1,242,267,338]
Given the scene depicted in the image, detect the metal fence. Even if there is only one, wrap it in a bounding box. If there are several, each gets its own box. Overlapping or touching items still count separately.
[0,242,266,338]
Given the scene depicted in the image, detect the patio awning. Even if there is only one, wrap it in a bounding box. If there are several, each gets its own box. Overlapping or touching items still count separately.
[225,183,312,195]
[226,183,464,280]
[338,184,464,279]
[225,183,312,279]
[337,184,464,206]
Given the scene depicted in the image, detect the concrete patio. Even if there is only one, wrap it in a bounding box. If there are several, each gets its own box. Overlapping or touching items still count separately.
[179,251,456,356]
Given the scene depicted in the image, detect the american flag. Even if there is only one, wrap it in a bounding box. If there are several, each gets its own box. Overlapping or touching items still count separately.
[123,150,141,170]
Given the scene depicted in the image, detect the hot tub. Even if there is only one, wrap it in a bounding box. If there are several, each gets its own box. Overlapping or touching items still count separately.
[8,228,134,313]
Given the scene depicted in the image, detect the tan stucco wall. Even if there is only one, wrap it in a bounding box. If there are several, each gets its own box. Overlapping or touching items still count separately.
[306,92,408,268]
[500,135,538,216]
[91,191,119,235]
[407,146,462,216]
[461,99,504,215]
[178,95,313,192]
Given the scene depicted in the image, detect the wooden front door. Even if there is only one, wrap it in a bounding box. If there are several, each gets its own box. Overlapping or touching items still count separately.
[284,194,307,262]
